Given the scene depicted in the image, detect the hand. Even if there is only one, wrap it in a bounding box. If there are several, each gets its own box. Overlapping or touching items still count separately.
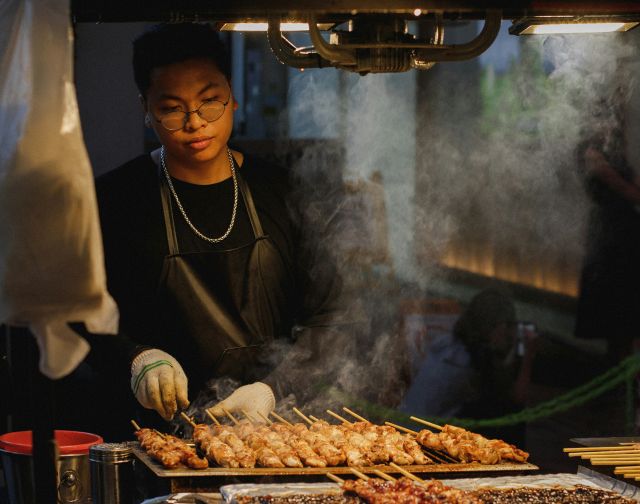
[131,349,189,421]
[207,382,275,422]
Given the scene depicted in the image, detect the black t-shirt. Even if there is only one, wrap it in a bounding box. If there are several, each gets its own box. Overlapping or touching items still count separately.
[94,153,303,355]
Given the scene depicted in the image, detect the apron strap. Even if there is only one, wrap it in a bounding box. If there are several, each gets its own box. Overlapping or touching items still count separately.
[236,165,265,239]
[158,165,180,255]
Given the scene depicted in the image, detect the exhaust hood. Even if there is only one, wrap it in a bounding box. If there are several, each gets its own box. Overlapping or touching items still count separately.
[71,1,640,74]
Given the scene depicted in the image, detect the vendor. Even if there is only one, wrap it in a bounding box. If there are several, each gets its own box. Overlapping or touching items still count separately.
[91,23,352,438]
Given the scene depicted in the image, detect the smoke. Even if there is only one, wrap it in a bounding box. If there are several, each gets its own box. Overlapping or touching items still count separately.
[259,25,640,419]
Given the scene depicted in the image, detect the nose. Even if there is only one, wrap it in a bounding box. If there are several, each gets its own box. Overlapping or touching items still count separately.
[184,110,207,131]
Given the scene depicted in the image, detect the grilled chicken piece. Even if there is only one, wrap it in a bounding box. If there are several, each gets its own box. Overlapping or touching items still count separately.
[270,423,328,467]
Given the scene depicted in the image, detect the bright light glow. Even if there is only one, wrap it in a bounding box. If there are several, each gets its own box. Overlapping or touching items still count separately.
[221,22,309,32]
[414,9,422,17]
[521,22,638,35]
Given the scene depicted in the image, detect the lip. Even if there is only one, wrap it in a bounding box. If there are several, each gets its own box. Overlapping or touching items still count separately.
[186,137,213,150]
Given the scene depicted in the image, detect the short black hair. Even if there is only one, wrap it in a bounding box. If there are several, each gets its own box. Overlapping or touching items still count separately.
[133,23,231,98]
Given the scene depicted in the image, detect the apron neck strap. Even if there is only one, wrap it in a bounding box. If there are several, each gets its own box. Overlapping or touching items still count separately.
[235,162,265,239]
[158,165,180,255]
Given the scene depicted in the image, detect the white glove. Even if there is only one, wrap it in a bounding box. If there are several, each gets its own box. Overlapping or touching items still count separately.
[207,382,275,422]
[131,349,189,421]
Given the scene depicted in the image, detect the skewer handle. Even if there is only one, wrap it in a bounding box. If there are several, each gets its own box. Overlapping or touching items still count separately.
[205,409,221,425]
[293,407,313,425]
[563,446,632,453]
[342,407,369,423]
[385,422,417,434]
[309,415,322,423]
[222,408,240,425]
[269,411,293,426]
[326,409,353,425]
[326,473,345,484]
[131,420,141,431]
[349,467,370,480]
[372,469,396,481]
[240,409,255,422]
[180,412,197,428]
[389,462,425,483]
[257,411,274,425]
[409,416,443,431]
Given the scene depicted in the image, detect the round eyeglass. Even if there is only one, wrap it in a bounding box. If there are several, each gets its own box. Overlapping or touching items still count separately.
[153,96,230,131]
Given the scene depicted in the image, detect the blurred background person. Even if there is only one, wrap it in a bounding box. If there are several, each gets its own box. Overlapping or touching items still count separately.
[574,93,640,364]
[401,288,539,446]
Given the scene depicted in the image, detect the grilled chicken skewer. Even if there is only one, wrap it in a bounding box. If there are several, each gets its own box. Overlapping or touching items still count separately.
[135,426,208,469]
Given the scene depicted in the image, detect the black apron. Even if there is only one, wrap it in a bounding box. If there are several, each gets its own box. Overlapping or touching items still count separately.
[155,163,292,389]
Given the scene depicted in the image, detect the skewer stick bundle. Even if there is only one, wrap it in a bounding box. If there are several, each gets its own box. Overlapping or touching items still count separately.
[409,416,443,431]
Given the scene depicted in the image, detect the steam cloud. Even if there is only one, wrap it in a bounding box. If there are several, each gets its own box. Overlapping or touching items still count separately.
[184,26,639,427]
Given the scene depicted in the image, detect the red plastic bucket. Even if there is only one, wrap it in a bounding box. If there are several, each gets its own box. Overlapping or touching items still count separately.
[0,430,103,504]
[0,430,103,455]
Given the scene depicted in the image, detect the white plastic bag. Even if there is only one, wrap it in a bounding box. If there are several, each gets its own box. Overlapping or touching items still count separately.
[0,0,118,379]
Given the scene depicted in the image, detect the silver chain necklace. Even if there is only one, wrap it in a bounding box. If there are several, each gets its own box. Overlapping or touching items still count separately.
[160,146,239,243]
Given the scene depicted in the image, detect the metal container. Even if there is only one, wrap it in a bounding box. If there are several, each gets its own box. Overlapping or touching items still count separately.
[89,443,134,504]
[0,430,102,504]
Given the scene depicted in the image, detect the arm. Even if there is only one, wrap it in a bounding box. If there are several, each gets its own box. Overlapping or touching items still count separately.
[585,146,640,206]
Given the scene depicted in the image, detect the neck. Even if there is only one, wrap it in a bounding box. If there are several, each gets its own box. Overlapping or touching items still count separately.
[162,148,232,185]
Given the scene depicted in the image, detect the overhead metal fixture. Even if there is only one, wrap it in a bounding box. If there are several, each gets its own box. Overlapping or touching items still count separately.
[220,22,335,32]
[267,10,502,74]
[510,16,640,35]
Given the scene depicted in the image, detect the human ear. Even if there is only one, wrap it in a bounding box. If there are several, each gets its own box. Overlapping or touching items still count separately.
[139,94,152,128]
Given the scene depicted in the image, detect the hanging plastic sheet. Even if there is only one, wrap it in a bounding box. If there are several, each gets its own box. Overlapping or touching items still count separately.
[0,0,119,378]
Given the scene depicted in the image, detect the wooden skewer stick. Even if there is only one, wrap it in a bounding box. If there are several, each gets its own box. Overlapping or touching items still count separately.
[385,422,417,435]
[180,412,197,428]
[615,466,640,473]
[269,411,293,426]
[350,467,370,480]
[587,454,640,459]
[293,407,313,425]
[309,415,322,423]
[257,411,273,425]
[342,407,369,423]
[372,469,396,481]
[592,460,640,466]
[240,409,255,423]
[222,408,240,425]
[569,450,640,458]
[131,420,142,431]
[326,409,353,425]
[205,410,221,425]
[563,446,631,453]
[389,462,425,484]
[326,473,345,484]
[410,416,443,431]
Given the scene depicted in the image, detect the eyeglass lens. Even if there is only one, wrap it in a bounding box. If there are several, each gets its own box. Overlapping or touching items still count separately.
[160,101,226,130]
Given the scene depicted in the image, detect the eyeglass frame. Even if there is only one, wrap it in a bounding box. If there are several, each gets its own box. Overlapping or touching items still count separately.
[149,94,231,131]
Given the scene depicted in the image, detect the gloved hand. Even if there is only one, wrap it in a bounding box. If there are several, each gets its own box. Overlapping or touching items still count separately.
[207,382,275,422]
[131,349,189,421]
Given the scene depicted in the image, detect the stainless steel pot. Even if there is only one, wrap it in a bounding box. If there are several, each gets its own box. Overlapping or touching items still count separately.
[0,448,91,504]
